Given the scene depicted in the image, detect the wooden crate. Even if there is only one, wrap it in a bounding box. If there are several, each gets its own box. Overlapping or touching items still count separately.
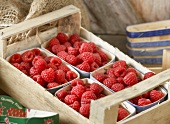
[0,5,170,124]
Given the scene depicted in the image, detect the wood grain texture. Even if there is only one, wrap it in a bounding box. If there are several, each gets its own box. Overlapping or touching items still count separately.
[84,0,170,34]
[162,49,170,71]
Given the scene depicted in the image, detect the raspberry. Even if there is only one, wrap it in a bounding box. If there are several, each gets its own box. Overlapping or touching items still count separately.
[32,56,44,65]
[93,73,107,83]
[126,67,137,75]
[44,56,53,63]
[97,93,106,99]
[123,72,138,86]
[73,41,83,49]
[111,83,125,92]
[31,48,41,56]
[34,58,47,72]
[88,42,98,52]
[64,94,79,105]
[47,63,58,71]
[29,67,41,77]
[71,85,86,98]
[55,69,66,84]
[46,82,60,89]
[103,77,117,88]
[20,62,31,71]
[80,52,94,64]
[96,49,108,62]
[129,96,142,105]
[150,90,164,102]
[106,68,115,75]
[67,47,79,56]
[90,83,104,95]
[66,70,77,81]
[10,53,22,63]
[93,53,102,66]
[114,67,126,77]
[69,101,80,112]
[138,98,152,106]
[56,90,68,101]
[63,41,72,48]
[66,55,77,65]
[48,38,60,47]
[69,34,81,44]
[41,68,55,83]
[76,54,83,64]
[21,69,29,75]
[50,57,62,67]
[79,104,90,118]
[144,72,155,80]
[32,75,46,87]
[22,50,35,63]
[112,60,127,69]
[117,107,129,121]
[57,51,68,61]
[81,91,97,105]
[56,32,68,43]
[79,42,93,53]
[58,65,70,73]
[52,45,66,54]
[71,79,84,87]
[116,77,124,84]
[12,63,24,71]
[90,62,99,71]
[142,91,150,99]
[77,62,90,72]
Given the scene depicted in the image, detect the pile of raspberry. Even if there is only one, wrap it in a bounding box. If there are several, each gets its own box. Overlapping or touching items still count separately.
[9,48,78,89]
[45,32,110,72]
[56,79,129,121]
[93,60,142,92]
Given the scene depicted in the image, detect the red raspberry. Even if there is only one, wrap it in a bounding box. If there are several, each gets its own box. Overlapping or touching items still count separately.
[64,94,79,105]
[29,67,41,77]
[117,107,129,121]
[96,49,108,62]
[57,51,68,61]
[97,93,106,99]
[52,45,66,54]
[90,62,99,71]
[21,69,29,76]
[66,70,77,81]
[126,67,137,75]
[150,90,164,102]
[69,34,81,44]
[77,62,90,72]
[81,91,97,105]
[20,62,31,71]
[12,63,24,71]
[116,77,124,84]
[22,50,35,63]
[106,68,115,75]
[32,56,44,65]
[10,53,22,63]
[71,85,86,98]
[103,77,117,88]
[93,73,107,83]
[71,79,84,87]
[56,90,68,101]
[48,63,58,71]
[111,83,125,92]
[58,65,70,73]
[93,53,102,66]
[66,55,77,65]
[69,101,80,112]
[63,41,72,48]
[90,83,104,95]
[67,47,79,56]
[32,75,46,87]
[123,72,138,86]
[47,82,60,89]
[88,42,97,52]
[76,54,83,64]
[56,32,68,43]
[79,104,90,118]
[50,57,62,67]
[80,52,94,64]
[34,58,47,72]
[144,72,155,80]
[142,91,150,99]
[129,96,142,105]
[44,56,53,63]
[46,47,52,52]
[31,48,41,56]
[55,69,66,84]
[79,43,93,53]
[41,68,55,83]
[73,41,83,49]
[114,67,126,77]
[138,98,152,106]
[112,60,127,69]
[48,38,60,47]
[137,76,142,82]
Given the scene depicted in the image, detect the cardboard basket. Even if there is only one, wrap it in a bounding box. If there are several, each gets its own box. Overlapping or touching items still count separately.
[1,5,170,124]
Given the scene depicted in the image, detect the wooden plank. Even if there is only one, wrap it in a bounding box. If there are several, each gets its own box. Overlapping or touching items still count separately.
[0,5,80,40]
[0,39,7,58]
[162,49,170,71]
